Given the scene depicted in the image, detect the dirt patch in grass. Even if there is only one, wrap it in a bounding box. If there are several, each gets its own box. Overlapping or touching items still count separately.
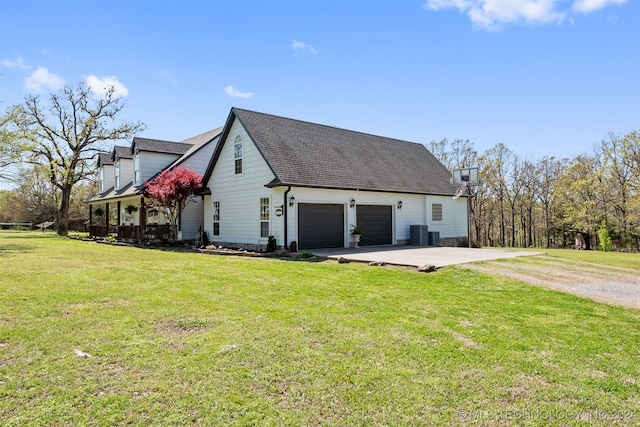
[157,317,216,336]
[463,255,640,309]
[449,331,484,350]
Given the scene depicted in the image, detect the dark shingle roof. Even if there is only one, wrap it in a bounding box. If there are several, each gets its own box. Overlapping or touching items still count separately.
[132,137,192,155]
[208,108,454,195]
[97,152,113,166]
[112,145,133,161]
[89,128,222,203]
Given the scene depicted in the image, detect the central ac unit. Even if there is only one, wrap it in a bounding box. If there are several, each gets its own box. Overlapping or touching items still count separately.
[409,225,429,245]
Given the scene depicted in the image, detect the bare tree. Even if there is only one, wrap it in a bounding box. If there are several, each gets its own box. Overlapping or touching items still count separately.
[427,138,452,171]
[481,143,513,246]
[0,108,22,183]
[5,82,145,235]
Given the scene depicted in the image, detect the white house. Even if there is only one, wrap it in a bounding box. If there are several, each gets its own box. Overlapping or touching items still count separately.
[87,127,222,241]
[201,108,468,250]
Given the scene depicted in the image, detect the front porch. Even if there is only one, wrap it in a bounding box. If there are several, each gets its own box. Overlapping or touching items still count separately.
[87,196,178,243]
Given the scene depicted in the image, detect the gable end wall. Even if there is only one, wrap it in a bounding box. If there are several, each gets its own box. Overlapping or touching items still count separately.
[203,118,278,247]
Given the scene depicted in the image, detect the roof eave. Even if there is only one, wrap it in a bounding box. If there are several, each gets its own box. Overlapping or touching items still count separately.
[267,181,457,196]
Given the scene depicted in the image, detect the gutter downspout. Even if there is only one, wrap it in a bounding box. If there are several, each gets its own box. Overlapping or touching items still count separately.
[284,186,291,250]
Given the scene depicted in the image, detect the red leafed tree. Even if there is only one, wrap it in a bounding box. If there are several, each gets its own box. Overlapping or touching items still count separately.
[143,166,203,241]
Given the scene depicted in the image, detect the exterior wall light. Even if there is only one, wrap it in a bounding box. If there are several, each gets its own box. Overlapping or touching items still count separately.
[289,195,296,207]
[398,201,403,210]
[350,198,356,208]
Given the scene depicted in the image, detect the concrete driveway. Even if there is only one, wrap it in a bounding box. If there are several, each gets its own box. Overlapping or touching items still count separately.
[311,246,543,268]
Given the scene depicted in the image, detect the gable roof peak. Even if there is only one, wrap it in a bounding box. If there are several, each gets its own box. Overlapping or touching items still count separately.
[131,137,191,155]
[111,145,133,161]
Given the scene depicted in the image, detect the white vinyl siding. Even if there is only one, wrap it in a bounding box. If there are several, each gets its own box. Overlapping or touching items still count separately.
[100,164,114,191]
[204,119,279,243]
[114,158,134,189]
[426,196,467,238]
[139,152,181,183]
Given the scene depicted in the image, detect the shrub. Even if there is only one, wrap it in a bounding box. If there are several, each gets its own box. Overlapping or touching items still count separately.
[598,221,613,252]
[267,235,277,252]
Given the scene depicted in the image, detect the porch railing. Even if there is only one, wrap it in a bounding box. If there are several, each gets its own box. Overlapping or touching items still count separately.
[117,225,142,240]
[144,224,175,242]
[89,225,117,237]
[89,224,175,242]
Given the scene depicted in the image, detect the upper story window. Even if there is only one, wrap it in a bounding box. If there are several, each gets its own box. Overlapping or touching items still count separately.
[115,159,121,188]
[134,152,140,184]
[234,135,243,174]
[99,166,105,191]
[432,203,443,221]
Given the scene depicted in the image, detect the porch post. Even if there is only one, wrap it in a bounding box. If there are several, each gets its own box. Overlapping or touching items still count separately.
[89,205,93,237]
[105,203,110,233]
[139,197,146,240]
[117,201,121,226]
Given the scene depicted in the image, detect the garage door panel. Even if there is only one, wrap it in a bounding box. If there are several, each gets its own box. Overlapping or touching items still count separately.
[357,205,392,246]
[298,203,344,249]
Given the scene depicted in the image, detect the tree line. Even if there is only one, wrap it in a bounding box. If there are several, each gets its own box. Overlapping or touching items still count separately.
[429,131,640,251]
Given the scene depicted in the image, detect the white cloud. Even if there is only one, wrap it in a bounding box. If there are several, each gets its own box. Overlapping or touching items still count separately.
[292,40,318,54]
[158,69,178,85]
[573,0,626,13]
[86,75,129,98]
[425,0,564,30]
[25,67,65,92]
[1,56,31,70]
[424,0,626,29]
[224,85,254,99]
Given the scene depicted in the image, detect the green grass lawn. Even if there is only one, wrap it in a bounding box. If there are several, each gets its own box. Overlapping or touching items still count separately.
[513,246,640,270]
[1,232,639,426]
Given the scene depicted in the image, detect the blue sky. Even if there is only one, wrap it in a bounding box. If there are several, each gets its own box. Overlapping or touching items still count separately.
[1,0,638,164]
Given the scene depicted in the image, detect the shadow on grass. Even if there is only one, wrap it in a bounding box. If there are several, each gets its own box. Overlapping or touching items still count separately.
[0,231,60,239]
[0,243,35,257]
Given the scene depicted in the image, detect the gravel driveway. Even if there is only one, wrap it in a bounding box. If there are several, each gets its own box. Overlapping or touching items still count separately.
[462,255,640,310]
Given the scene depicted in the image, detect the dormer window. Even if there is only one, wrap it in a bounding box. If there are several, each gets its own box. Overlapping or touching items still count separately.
[115,159,121,188]
[99,166,105,191]
[234,135,243,174]
[134,151,140,184]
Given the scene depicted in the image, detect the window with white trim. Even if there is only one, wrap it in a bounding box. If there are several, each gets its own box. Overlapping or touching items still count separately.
[213,201,220,236]
[115,159,121,188]
[432,203,443,221]
[147,208,158,224]
[134,152,140,184]
[260,197,270,238]
[234,135,243,174]
[99,166,105,191]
